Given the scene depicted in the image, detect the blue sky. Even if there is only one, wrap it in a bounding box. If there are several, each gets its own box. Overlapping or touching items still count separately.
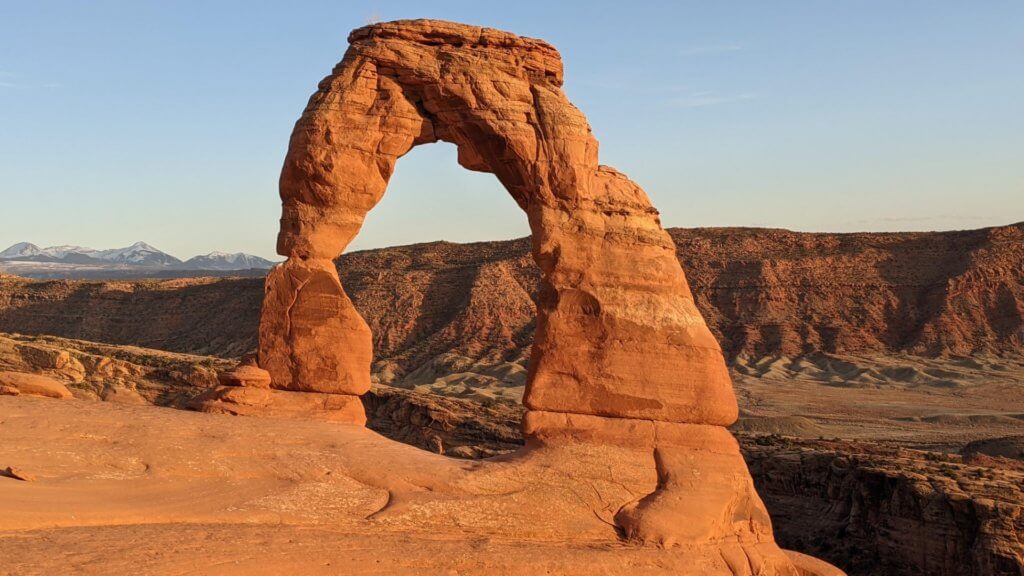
[2,1,1022,259]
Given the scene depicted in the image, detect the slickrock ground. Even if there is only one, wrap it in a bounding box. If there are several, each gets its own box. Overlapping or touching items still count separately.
[3,396,765,576]
[4,390,843,575]
[0,334,1021,575]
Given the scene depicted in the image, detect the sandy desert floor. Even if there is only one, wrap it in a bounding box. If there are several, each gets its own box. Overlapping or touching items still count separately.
[730,353,1024,451]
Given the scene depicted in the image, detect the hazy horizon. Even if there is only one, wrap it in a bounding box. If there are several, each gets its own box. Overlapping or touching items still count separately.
[3,1,1022,259]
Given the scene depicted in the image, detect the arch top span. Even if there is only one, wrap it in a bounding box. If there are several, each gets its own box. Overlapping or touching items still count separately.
[260,18,738,427]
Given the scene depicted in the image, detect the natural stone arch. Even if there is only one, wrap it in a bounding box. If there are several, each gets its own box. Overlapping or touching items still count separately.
[258,19,737,428]
[236,21,832,568]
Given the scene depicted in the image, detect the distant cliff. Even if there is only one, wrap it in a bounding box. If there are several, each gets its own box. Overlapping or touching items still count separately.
[0,224,1020,367]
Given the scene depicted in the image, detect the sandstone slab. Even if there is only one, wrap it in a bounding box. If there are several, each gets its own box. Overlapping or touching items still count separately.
[0,371,72,399]
[217,364,273,388]
[188,385,366,425]
[0,397,843,575]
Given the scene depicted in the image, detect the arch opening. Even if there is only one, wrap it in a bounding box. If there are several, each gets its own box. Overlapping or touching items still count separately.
[342,141,537,405]
[348,141,529,252]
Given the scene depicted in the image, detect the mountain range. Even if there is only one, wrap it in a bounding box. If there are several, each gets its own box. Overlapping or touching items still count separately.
[0,241,276,274]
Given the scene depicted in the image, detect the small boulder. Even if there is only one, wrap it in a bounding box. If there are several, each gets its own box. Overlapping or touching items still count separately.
[217,365,273,388]
[100,384,149,405]
[2,466,35,482]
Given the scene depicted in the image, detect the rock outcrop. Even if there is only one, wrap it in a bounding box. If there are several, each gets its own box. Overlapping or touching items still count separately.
[0,371,72,399]
[188,385,368,424]
[216,364,272,388]
[0,332,223,406]
[248,18,812,572]
[744,437,1024,576]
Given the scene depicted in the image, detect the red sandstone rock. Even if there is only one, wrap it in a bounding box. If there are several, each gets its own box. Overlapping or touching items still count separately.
[0,371,72,399]
[1,466,35,482]
[188,385,366,425]
[785,551,847,576]
[259,259,371,395]
[216,364,272,388]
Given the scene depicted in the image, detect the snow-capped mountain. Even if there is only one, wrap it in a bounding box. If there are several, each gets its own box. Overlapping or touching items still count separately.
[0,241,277,276]
[181,252,275,271]
[94,241,182,266]
[0,241,178,265]
[0,242,42,259]
[39,245,99,259]
[0,243,101,263]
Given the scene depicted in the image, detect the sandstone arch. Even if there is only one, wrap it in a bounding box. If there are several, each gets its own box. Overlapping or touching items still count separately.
[245,22,828,567]
[258,19,738,429]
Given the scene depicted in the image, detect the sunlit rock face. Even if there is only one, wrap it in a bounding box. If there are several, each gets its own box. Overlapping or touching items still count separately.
[260,19,737,427]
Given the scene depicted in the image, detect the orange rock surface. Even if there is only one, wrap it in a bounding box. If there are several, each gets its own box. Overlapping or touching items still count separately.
[259,259,371,395]
[188,385,366,425]
[216,364,272,388]
[0,371,72,399]
[0,397,846,575]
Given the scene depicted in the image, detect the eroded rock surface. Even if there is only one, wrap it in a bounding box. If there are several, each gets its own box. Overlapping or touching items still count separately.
[0,371,71,399]
[0,333,223,406]
[745,437,1024,576]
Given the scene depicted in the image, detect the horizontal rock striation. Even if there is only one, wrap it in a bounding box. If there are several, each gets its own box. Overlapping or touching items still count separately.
[744,437,1024,576]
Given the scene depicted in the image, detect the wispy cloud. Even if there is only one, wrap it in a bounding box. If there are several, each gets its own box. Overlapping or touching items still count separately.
[668,91,759,109]
[679,44,744,56]
[0,70,23,89]
[0,72,62,90]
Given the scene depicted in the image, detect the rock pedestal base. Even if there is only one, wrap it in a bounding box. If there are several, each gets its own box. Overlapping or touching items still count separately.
[189,385,366,425]
[524,410,796,566]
